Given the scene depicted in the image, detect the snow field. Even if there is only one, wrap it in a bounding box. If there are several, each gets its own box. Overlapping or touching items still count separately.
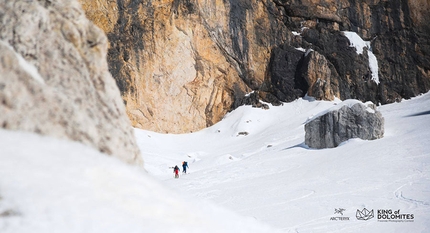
[139,93,430,232]
[0,92,429,232]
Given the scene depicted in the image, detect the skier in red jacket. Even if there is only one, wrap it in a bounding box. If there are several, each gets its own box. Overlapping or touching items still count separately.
[173,165,180,178]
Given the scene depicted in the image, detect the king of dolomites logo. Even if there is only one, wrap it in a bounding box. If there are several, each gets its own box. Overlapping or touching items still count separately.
[377,209,414,222]
[356,208,374,220]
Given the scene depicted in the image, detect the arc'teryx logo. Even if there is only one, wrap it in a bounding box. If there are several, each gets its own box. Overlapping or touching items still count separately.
[335,208,346,215]
[330,208,350,221]
[356,208,374,220]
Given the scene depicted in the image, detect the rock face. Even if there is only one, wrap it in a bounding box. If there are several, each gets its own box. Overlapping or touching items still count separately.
[286,0,429,104]
[80,0,430,133]
[80,0,289,133]
[305,101,384,149]
[0,0,142,165]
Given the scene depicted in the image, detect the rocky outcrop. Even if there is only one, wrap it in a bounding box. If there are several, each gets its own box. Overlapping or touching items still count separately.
[0,0,142,165]
[270,0,430,104]
[300,50,340,101]
[305,101,384,149]
[80,0,430,133]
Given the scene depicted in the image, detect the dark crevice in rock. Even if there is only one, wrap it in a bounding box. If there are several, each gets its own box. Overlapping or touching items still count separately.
[227,0,254,90]
[265,45,308,102]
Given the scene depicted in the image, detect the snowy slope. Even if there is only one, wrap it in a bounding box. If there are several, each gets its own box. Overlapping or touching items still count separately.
[137,93,430,232]
[1,93,429,233]
[0,131,278,233]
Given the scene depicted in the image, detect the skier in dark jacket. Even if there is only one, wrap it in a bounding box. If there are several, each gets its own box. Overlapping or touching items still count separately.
[173,165,180,178]
[182,161,189,174]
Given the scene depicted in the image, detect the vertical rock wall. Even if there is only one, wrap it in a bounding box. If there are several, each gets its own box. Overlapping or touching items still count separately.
[81,0,289,133]
[80,0,430,133]
[0,0,142,165]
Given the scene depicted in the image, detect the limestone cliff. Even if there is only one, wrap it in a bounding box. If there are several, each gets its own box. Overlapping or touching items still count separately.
[81,0,289,133]
[0,0,142,165]
[80,0,430,133]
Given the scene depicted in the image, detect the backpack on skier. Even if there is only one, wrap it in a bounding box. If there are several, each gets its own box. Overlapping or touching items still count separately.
[182,161,188,173]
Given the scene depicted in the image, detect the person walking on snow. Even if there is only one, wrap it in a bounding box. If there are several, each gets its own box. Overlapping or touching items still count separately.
[173,165,180,178]
[182,161,189,174]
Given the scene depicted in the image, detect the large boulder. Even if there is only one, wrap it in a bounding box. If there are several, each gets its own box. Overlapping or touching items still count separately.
[305,101,384,149]
[0,0,142,165]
